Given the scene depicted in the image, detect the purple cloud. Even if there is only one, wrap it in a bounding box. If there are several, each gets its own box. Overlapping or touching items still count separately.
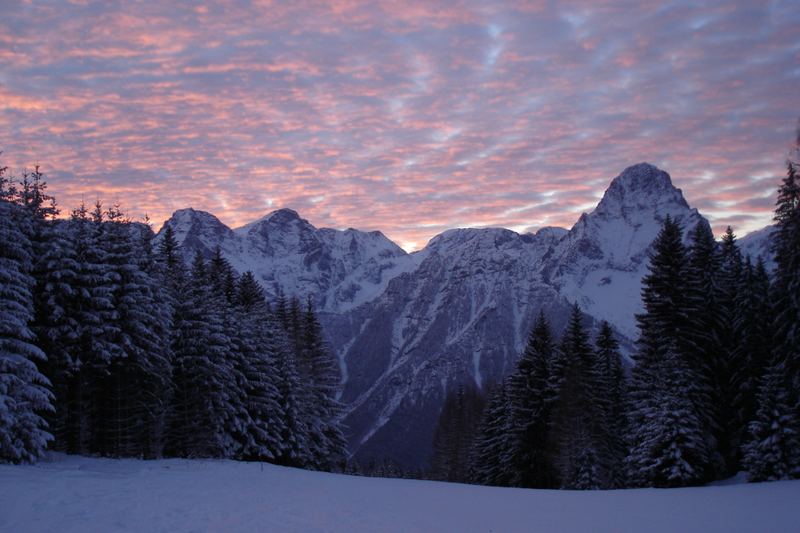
[0,0,797,250]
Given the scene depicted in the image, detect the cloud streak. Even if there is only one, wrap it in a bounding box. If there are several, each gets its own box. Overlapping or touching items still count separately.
[1,0,798,250]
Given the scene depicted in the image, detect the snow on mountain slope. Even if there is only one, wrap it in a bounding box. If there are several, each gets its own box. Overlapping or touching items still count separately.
[331,163,711,467]
[739,225,776,271]
[544,163,709,339]
[327,226,589,467]
[157,208,417,313]
[2,454,798,533]
[155,163,773,470]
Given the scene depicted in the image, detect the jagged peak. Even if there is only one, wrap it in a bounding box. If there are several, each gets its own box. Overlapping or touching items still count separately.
[162,208,229,232]
[595,162,689,216]
[609,162,674,193]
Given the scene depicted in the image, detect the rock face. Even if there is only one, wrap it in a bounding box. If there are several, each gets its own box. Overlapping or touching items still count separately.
[156,163,772,469]
[543,163,708,339]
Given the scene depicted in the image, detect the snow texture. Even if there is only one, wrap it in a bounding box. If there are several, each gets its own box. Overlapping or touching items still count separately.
[1,454,798,533]
[155,163,776,469]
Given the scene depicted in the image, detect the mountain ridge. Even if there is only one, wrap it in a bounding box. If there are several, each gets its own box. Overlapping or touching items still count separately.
[156,162,775,468]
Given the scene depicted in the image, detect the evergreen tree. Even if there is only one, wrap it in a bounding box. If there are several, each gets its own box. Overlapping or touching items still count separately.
[683,222,722,471]
[744,155,800,481]
[593,321,627,488]
[505,311,558,488]
[0,199,53,463]
[167,252,243,458]
[471,379,513,486]
[627,216,710,487]
[730,257,773,470]
[551,304,600,489]
[430,383,485,482]
[274,338,311,468]
[93,207,172,457]
[628,342,709,487]
[234,271,285,461]
[743,363,800,481]
[771,160,800,402]
[296,298,347,470]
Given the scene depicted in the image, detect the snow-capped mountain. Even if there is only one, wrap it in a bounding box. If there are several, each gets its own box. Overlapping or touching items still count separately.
[326,226,580,466]
[157,162,775,469]
[543,163,709,339]
[157,207,416,313]
[331,163,710,466]
[739,225,777,271]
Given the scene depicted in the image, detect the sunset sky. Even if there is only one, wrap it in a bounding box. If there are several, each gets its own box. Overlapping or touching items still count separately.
[1,1,798,251]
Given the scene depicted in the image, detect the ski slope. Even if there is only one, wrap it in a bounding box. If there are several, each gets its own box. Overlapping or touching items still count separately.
[1,454,797,533]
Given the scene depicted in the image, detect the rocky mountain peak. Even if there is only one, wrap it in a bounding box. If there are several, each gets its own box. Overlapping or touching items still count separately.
[159,208,232,248]
[596,162,689,218]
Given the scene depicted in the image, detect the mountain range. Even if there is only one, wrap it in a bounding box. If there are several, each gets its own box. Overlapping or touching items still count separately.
[156,162,775,468]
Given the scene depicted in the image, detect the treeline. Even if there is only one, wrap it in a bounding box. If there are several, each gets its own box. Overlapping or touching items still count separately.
[0,164,346,468]
[431,160,800,488]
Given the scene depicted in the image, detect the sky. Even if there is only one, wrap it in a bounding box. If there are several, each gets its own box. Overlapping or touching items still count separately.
[1,1,798,251]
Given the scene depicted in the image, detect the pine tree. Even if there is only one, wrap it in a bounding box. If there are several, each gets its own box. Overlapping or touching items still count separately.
[471,379,513,486]
[430,383,485,482]
[505,311,557,488]
[743,154,800,481]
[166,252,243,458]
[627,216,711,487]
[593,321,627,488]
[628,342,709,487]
[274,338,311,468]
[743,363,800,481]
[92,206,172,457]
[683,222,722,464]
[713,227,745,474]
[551,304,600,489]
[771,160,800,404]
[234,271,284,461]
[296,298,347,470]
[730,257,773,471]
[0,199,54,463]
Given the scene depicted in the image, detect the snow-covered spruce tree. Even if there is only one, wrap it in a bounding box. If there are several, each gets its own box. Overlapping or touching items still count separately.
[505,310,558,488]
[771,160,800,410]
[743,157,800,481]
[128,219,174,457]
[207,247,253,457]
[593,321,627,488]
[629,341,710,487]
[11,169,83,452]
[627,216,710,487]
[0,197,53,463]
[551,304,602,489]
[166,252,243,458]
[91,206,172,457]
[682,222,723,470]
[56,202,119,454]
[233,271,284,461]
[274,330,311,468]
[713,227,746,474]
[470,379,513,486]
[743,362,800,481]
[296,299,348,470]
[430,382,485,483]
[730,256,773,471]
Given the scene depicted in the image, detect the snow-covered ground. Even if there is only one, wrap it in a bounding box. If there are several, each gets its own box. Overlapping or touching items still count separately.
[1,455,797,533]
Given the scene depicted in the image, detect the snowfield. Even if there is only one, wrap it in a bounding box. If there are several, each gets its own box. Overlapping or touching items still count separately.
[1,455,798,533]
